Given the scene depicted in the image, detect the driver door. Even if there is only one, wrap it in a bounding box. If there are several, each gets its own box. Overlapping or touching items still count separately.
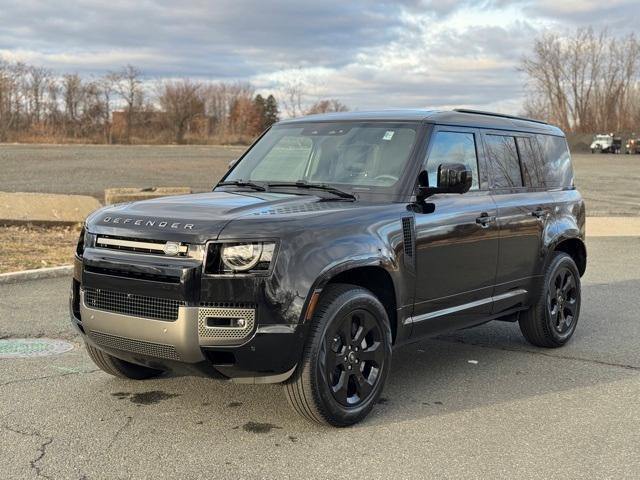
[410,127,500,338]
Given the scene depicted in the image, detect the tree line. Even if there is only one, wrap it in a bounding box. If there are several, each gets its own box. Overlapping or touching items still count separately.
[521,28,640,133]
[0,62,349,144]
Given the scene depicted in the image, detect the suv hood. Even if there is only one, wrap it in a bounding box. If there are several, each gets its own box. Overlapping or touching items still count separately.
[86,191,356,243]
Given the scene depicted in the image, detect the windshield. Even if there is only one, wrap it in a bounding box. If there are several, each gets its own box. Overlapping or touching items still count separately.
[224,122,419,193]
[595,135,611,141]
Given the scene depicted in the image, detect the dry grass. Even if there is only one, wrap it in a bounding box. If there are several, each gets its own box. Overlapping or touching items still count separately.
[0,224,81,274]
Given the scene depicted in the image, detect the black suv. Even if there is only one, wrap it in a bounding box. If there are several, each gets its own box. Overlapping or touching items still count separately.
[71,109,586,426]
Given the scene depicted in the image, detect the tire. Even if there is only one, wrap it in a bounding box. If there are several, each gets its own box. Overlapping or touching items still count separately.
[519,252,581,348]
[284,283,392,427]
[85,342,163,379]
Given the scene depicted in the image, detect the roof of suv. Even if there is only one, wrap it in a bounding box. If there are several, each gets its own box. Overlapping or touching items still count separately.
[277,109,565,136]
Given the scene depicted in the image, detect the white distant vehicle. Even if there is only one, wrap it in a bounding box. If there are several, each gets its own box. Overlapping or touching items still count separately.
[590,134,621,154]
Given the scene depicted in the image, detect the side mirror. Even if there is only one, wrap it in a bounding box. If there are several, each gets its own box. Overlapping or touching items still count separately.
[417,163,472,200]
[228,159,239,170]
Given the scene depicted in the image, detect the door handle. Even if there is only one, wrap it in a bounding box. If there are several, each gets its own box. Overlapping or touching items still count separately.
[531,208,548,219]
[475,212,496,227]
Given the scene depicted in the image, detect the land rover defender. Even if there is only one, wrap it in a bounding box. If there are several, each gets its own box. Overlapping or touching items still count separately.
[71,109,586,426]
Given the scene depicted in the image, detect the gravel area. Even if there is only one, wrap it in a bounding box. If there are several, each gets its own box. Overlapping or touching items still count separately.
[0,224,81,273]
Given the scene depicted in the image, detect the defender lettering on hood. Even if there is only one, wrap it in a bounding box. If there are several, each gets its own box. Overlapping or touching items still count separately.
[101,216,195,230]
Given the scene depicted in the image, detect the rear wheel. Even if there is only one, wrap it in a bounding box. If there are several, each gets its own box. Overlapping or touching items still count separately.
[284,284,392,426]
[85,342,163,379]
[519,252,581,348]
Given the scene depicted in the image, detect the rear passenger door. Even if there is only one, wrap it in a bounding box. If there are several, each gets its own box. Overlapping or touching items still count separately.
[482,132,554,314]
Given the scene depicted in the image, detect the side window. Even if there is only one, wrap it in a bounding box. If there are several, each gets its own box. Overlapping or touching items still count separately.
[516,137,546,188]
[249,135,312,181]
[485,135,522,189]
[424,131,479,190]
[536,135,574,188]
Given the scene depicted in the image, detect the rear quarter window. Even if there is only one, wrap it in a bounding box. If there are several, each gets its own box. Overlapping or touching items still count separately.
[516,137,546,188]
[536,135,574,188]
[485,134,522,189]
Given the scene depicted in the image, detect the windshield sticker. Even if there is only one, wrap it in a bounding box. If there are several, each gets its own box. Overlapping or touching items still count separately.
[383,131,395,141]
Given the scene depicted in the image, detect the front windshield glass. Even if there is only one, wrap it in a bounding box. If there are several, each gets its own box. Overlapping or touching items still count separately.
[224,122,419,192]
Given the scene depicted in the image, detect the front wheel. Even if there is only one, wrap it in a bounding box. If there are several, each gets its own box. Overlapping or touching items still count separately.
[284,284,392,426]
[519,252,581,348]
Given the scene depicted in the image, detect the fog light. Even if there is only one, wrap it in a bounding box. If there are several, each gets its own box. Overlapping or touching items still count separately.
[236,319,246,328]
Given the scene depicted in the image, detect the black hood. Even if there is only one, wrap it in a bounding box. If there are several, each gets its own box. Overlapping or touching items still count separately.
[86,191,356,243]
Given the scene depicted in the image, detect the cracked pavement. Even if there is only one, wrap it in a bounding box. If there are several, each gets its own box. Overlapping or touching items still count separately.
[0,237,639,479]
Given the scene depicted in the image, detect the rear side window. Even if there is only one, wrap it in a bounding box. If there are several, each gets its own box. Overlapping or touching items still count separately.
[516,137,546,188]
[536,135,574,188]
[485,135,522,189]
[424,131,479,190]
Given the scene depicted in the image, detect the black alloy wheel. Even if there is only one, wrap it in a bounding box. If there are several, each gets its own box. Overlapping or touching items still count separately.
[284,283,392,426]
[519,251,581,348]
[322,308,385,407]
[547,267,578,337]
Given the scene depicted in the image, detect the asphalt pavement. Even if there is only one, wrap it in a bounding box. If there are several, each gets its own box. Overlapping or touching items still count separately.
[0,236,639,479]
[1,144,639,215]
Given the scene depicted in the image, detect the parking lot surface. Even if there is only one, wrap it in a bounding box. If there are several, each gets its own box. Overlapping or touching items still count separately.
[1,145,639,215]
[1,236,639,479]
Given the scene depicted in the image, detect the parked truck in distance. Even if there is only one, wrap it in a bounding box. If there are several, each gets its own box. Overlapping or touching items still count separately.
[590,133,621,154]
[625,136,640,154]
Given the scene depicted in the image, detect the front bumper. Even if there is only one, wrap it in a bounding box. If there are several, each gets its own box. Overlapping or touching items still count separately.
[70,252,304,383]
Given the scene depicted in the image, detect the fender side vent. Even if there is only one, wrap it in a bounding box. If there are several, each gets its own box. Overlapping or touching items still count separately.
[402,216,415,270]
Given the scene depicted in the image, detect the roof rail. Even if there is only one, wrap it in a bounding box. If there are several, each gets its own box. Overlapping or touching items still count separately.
[453,108,548,125]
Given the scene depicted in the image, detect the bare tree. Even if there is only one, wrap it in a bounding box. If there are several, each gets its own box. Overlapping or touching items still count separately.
[25,65,52,125]
[97,73,118,143]
[62,73,85,136]
[111,64,144,143]
[281,78,306,118]
[305,99,349,115]
[521,28,640,133]
[158,79,205,144]
[202,81,254,136]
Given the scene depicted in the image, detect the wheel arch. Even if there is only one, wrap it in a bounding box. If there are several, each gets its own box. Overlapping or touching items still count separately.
[308,259,401,344]
[550,236,587,277]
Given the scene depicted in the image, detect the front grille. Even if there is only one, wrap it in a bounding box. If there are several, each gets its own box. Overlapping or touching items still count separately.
[89,330,180,360]
[84,287,183,321]
[96,235,188,257]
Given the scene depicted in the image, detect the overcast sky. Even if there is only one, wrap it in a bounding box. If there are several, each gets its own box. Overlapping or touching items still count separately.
[1,0,638,114]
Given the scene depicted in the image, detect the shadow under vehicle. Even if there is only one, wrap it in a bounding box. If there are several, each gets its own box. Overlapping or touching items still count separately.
[70,109,586,426]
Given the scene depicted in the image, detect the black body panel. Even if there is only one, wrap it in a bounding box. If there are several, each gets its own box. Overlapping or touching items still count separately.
[71,109,586,381]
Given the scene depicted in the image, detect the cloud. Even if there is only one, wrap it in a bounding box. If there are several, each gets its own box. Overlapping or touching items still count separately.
[0,0,639,113]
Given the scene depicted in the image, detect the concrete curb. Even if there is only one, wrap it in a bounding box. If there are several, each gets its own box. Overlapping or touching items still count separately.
[0,265,72,285]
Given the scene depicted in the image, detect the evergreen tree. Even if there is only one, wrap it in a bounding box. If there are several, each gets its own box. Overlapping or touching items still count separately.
[253,94,266,131]
[264,94,279,127]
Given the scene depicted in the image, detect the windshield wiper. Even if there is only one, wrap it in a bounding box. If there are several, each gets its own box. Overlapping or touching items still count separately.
[267,181,356,200]
[217,180,266,192]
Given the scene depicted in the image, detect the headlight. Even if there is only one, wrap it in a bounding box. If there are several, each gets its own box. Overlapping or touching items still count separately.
[214,242,276,273]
